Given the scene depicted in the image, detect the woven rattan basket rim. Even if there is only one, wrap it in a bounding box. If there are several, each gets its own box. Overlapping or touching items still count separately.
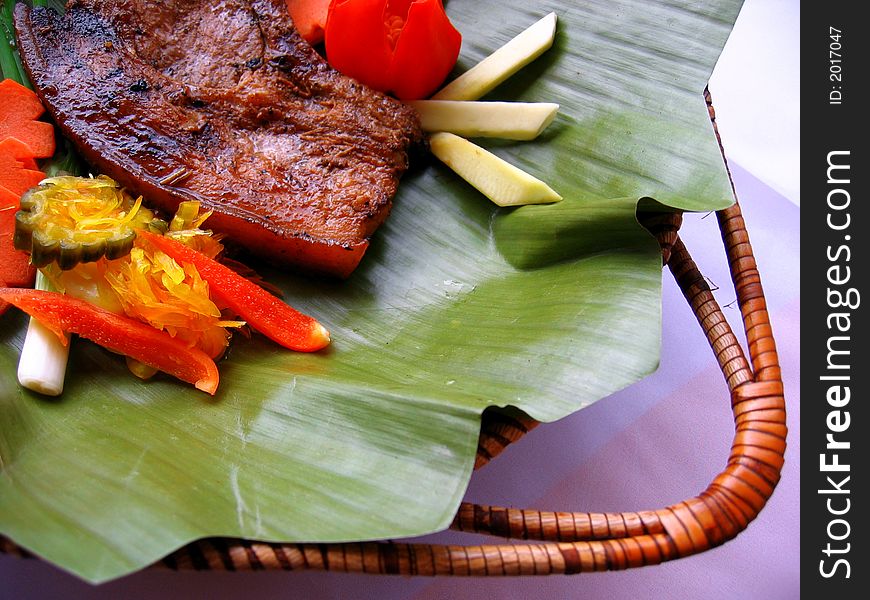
[1,90,787,576]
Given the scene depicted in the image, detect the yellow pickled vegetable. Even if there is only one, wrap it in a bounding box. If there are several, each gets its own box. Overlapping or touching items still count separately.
[41,196,243,360]
[104,239,244,360]
[14,175,162,269]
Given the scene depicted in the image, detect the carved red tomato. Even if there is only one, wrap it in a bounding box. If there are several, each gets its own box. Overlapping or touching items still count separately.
[325,0,462,100]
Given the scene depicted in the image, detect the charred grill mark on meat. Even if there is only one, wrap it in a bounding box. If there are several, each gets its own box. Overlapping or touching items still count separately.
[14,0,423,277]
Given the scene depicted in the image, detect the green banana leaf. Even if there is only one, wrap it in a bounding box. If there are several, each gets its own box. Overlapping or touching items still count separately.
[0,0,742,583]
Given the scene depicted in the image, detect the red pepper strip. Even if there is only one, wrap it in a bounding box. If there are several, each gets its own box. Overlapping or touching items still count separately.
[136,229,331,352]
[325,0,461,100]
[0,287,220,394]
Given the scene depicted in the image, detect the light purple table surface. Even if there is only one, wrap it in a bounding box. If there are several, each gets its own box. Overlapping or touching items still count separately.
[1,0,800,597]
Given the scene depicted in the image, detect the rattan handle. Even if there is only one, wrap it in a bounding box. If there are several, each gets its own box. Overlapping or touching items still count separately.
[451,202,786,555]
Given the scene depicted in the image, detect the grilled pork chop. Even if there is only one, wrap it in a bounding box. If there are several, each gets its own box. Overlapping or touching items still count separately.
[14,0,423,277]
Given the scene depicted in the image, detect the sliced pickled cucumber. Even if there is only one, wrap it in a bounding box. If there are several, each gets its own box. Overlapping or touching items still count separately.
[14,175,164,270]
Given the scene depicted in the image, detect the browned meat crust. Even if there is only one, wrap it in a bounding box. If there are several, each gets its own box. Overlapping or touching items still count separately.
[14,0,423,277]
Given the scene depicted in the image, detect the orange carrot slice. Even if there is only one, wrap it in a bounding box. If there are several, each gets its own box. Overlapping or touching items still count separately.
[0,78,56,158]
[0,184,18,205]
[0,136,39,169]
[0,184,37,289]
[0,151,45,196]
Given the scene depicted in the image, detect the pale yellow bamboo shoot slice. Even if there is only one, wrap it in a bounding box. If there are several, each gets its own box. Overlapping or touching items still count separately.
[408,100,559,140]
[429,132,562,206]
[432,12,558,101]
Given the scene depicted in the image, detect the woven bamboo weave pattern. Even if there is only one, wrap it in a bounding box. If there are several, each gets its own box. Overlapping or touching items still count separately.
[0,195,786,576]
[0,93,787,575]
[140,194,784,576]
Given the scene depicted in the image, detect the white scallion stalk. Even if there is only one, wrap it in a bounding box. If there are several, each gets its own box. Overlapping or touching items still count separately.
[17,271,70,396]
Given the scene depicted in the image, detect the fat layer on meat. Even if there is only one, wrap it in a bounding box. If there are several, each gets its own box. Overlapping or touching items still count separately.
[14,0,423,277]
